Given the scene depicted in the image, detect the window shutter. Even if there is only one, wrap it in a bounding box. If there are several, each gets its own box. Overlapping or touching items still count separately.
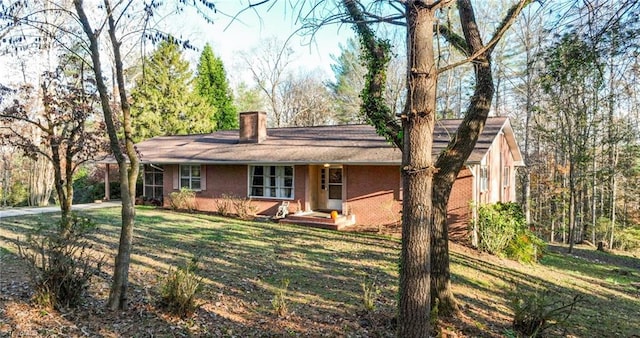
[200,165,207,191]
[173,165,179,190]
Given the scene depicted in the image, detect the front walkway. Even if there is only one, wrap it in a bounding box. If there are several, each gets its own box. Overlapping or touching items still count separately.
[0,201,121,219]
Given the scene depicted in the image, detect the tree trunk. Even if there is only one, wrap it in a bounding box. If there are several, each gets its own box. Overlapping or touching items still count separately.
[609,148,618,250]
[74,0,139,310]
[430,0,497,317]
[29,154,54,207]
[396,3,436,336]
[568,163,576,253]
[431,182,456,316]
[592,139,597,244]
[50,145,72,233]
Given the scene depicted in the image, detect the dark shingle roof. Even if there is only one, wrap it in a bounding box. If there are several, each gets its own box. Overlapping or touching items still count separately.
[132,117,523,166]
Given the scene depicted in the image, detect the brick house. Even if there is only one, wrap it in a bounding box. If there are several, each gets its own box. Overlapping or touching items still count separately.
[107,111,523,237]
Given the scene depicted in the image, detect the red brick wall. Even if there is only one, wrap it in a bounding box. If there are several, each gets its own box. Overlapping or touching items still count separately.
[162,164,177,208]
[162,164,474,239]
[447,168,473,241]
[163,164,305,215]
[345,165,402,226]
[345,165,472,237]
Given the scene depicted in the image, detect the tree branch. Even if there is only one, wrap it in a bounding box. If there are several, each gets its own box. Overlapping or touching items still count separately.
[437,24,469,55]
[342,0,402,149]
[428,0,456,10]
[437,0,531,74]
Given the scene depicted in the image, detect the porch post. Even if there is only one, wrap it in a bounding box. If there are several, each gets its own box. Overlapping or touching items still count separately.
[104,163,110,201]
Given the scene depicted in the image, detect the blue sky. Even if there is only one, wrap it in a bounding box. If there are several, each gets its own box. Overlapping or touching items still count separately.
[174,0,356,84]
[0,1,355,87]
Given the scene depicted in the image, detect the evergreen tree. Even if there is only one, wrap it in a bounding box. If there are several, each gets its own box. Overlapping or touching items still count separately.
[329,38,366,124]
[195,43,238,130]
[131,39,214,142]
[329,37,406,125]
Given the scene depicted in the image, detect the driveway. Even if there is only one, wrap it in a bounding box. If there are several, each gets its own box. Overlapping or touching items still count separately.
[0,201,121,219]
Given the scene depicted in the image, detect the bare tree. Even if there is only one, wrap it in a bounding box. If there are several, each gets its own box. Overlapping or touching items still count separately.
[239,37,294,127]
[281,71,335,126]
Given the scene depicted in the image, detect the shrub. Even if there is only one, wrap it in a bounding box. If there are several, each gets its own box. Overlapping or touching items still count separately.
[506,233,546,264]
[17,215,102,309]
[215,194,234,216]
[232,196,257,220]
[159,257,202,317]
[169,188,197,211]
[475,202,545,262]
[271,278,290,317]
[72,167,104,204]
[509,285,582,337]
[616,227,640,251]
[7,181,29,207]
[215,194,257,219]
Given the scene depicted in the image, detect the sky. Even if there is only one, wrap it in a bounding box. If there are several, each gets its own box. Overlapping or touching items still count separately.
[169,0,356,85]
[0,1,355,88]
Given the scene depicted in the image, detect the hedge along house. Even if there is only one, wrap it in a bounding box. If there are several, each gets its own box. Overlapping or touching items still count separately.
[109,111,523,239]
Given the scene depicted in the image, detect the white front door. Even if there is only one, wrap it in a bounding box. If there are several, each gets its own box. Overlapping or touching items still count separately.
[326,167,343,211]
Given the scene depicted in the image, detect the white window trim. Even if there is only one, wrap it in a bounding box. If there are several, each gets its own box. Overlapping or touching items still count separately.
[480,165,489,192]
[180,164,202,191]
[248,165,294,200]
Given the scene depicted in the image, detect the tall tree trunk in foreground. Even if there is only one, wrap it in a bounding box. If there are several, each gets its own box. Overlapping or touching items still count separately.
[343,0,437,335]
[398,4,437,336]
[345,0,531,330]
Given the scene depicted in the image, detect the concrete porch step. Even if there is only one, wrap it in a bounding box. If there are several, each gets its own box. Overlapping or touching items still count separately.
[279,212,356,230]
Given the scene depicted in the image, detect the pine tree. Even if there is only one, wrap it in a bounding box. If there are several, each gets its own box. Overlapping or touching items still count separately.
[195,43,238,130]
[131,39,214,142]
[329,38,366,124]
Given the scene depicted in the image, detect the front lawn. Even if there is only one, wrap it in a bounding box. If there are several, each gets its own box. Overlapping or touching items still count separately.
[1,206,638,337]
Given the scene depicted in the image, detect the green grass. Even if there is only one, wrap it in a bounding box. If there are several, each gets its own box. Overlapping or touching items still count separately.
[1,207,639,337]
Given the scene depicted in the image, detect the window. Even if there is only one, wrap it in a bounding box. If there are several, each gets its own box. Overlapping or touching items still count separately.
[480,166,489,192]
[249,165,293,199]
[503,166,510,187]
[144,164,163,199]
[180,165,201,190]
[328,168,342,199]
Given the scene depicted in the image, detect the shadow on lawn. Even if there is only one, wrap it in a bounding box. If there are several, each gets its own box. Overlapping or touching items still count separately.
[1,207,400,336]
[4,208,639,337]
[450,247,640,337]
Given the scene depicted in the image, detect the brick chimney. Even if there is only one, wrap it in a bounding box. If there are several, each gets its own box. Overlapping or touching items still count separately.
[239,111,267,143]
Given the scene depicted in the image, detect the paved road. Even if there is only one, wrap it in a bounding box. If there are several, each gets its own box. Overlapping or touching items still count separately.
[0,201,121,219]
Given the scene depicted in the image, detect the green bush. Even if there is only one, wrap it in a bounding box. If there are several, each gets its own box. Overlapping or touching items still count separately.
[168,188,197,211]
[506,233,546,264]
[72,168,103,203]
[6,181,29,207]
[17,215,102,309]
[616,227,640,251]
[159,258,202,317]
[476,202,545,262]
